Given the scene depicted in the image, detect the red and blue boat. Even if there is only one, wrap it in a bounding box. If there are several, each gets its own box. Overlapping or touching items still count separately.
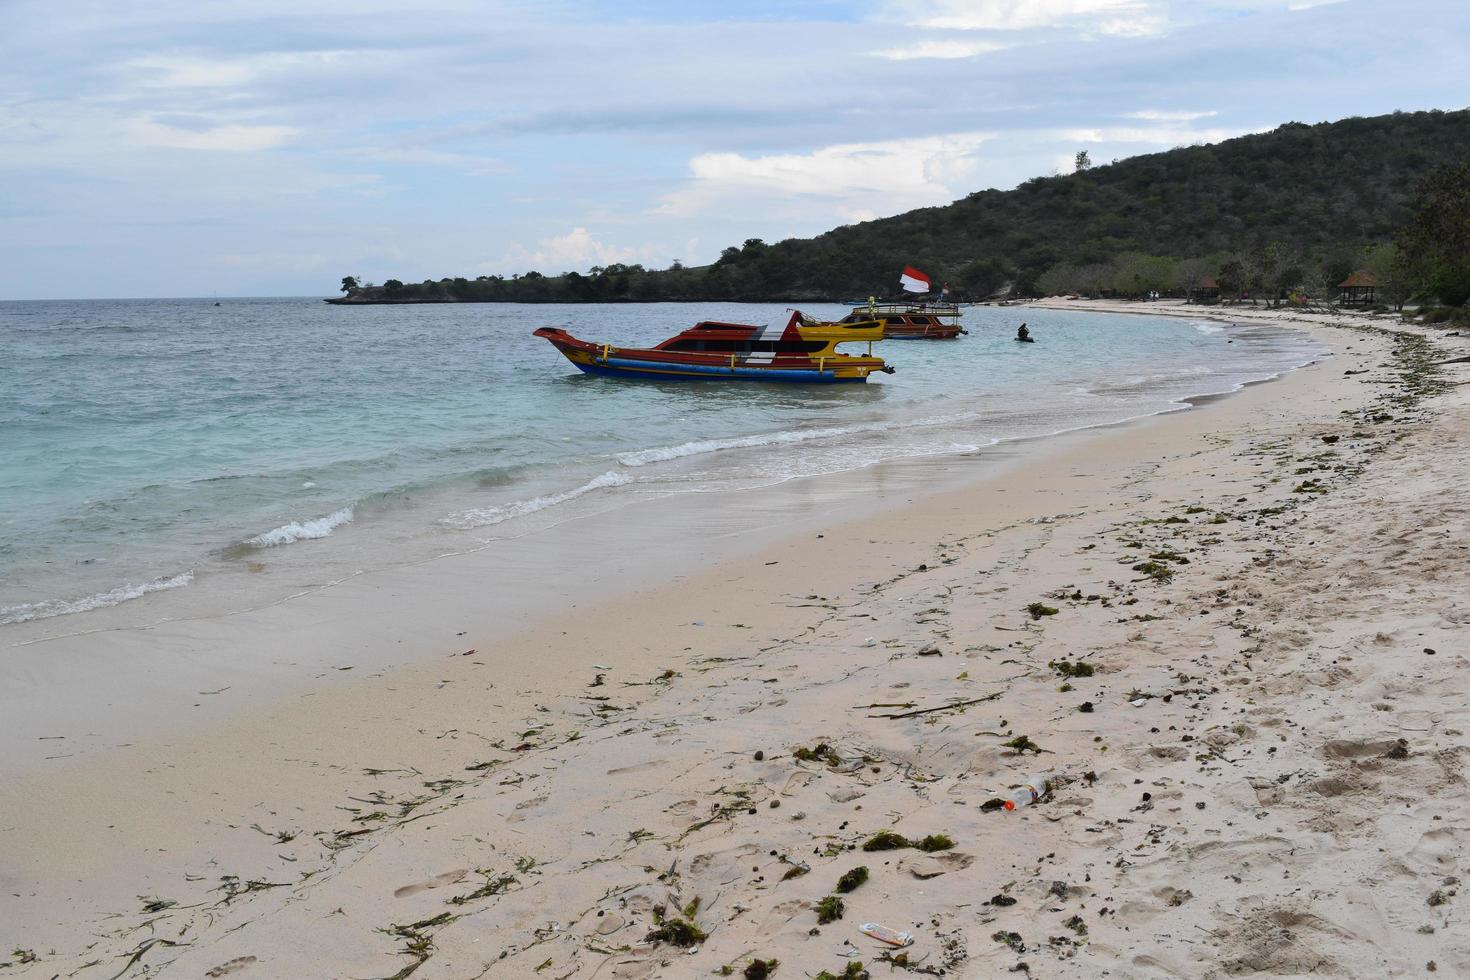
[533,311,893,383]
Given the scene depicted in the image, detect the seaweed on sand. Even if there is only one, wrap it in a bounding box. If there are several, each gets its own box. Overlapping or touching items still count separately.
[816,895,846,924]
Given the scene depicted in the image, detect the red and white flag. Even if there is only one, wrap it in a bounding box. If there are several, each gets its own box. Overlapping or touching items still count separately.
[899,265,931,293]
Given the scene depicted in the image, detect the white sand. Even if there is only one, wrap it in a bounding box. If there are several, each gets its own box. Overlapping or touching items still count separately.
[2,300,1468,979]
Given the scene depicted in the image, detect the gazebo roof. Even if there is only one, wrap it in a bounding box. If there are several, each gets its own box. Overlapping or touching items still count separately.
[1200,276,1219,289]
[1338,270,1378,288]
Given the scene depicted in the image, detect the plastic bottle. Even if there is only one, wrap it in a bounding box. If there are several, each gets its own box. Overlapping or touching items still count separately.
[1003,775,1048,811]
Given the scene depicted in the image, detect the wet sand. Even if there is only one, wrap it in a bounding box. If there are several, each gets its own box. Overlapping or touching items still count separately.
[3,301,1468,978]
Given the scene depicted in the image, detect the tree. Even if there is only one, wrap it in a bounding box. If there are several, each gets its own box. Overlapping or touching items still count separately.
[340,275,359,293]
[1395,161,1470,306]
[1359,243,1413,311]
[383,279,404,292]
[1075,150,1092,172]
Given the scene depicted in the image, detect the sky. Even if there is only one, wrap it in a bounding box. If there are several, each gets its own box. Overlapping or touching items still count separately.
[1,0,1466,299]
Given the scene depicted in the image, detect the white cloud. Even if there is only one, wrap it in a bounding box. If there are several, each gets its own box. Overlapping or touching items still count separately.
[871,39,1008,60]
[130,118,298,151]
[885,0,1166,35]
[353,147,508,177]
[1125,108,1219,121]
[127,50,361,88]
[658,132,992,221]
[494,227,659,273]
[1060,124,1243,145]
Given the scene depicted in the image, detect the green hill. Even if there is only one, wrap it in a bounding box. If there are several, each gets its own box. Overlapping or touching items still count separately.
[332,107,1469,305]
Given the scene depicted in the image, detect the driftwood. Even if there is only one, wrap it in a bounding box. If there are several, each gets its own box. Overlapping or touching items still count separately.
[871,692,1003,719]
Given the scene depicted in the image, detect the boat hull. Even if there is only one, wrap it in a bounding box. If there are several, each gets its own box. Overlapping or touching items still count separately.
[562,350,868,383]
[534,322,888,383]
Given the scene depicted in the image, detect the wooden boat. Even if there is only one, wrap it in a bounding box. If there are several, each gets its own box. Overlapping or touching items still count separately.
[533,311,893,383]
[840,302,966,339]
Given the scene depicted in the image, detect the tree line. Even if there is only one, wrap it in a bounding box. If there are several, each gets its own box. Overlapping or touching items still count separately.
[332,109,1469,316]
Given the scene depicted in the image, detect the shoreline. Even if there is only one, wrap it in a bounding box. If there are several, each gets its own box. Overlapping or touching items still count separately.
[4,302,1469,977]
[0,307,1320,777]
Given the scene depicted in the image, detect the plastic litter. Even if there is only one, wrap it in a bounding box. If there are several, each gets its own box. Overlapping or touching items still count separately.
[864,637,876,647]
[858,922,914,948]
[1003,774,1049,811]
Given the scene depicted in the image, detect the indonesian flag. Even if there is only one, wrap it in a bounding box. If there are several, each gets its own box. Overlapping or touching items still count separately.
[899,265,931,293]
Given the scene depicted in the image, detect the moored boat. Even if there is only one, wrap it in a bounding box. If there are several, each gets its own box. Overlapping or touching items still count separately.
[533,311,894,383]
[839,301,967,339]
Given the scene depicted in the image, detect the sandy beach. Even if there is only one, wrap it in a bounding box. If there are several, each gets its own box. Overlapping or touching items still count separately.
[3,299,1469,979]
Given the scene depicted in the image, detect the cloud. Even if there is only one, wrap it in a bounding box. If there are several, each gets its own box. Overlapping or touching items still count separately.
[351,147,509,176]
[1060,124,1245,145]
[127,50,362,89]
[871,39,1008,60]
[130,118,298,151]
[1125,108,1219,121]
[658,132,992,221]
[884,0,1167,35]
[494,227,661,274]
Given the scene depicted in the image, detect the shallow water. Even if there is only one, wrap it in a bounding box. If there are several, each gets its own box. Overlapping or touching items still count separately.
[0,298,1326,626]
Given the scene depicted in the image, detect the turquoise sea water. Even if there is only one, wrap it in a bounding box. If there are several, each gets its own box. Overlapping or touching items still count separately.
[0,298,1326,625]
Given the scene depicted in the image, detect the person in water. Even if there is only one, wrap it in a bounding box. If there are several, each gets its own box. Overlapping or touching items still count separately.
[1016,323,1031,342]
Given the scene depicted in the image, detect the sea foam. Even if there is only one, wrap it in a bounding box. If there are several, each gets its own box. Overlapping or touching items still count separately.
[616,414,971,468]
[0,571,195,626]
[246,507,355,547]
[442,471,629,529]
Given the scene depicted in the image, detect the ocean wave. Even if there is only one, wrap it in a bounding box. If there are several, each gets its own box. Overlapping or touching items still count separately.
[0,571,194,626]
[442,471,629,529]
[1192,321,1226,335]
[616,414,972,468]
[246,507,354,547]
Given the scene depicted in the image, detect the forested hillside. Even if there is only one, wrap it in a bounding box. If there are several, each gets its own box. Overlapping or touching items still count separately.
[332,107,1468,305]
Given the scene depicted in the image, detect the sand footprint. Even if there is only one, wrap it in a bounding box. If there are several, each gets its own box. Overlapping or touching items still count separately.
[393,869,469,898]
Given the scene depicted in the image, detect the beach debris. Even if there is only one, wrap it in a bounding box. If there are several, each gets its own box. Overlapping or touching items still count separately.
[814,963,869,980]
[205,956,258,977]
[859,923,914,948]
[992,930,1026,953]
[1002,736,1043,754]
[990,893,1018,907]
[869,692,1002,719]
[916,645,943,657]
[448,874,516,905]
[817,896,847,924]
[1004,775,1049,811]
[645,916,707,946]
[836,866,870,893]
[793,743,838,764]
[864,637,877,647]
[1026,602,1059,620]
[742,957,780,978]
[1049,659,1094,678]
[860,831,954,853]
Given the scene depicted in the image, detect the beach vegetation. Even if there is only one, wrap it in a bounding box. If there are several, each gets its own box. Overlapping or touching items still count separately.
[1049,659,1095,678]
[993,930,1026,953]
[792,742,837,764]
[816,895,846,924]
[814,963,869,980]
[743,958,779,979]
[1004,735,1043,754]
[1026,602,1059,619]
[917,834,955,852]
[835,866,870,892]
[645,917,707,946]
[331,109,1470,306]
[861,830,910,851]
[448,874,516,905]
[1132,561,1173,581]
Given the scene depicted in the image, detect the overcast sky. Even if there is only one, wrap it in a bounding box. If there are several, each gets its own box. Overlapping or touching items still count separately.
[2,0,1465,299]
